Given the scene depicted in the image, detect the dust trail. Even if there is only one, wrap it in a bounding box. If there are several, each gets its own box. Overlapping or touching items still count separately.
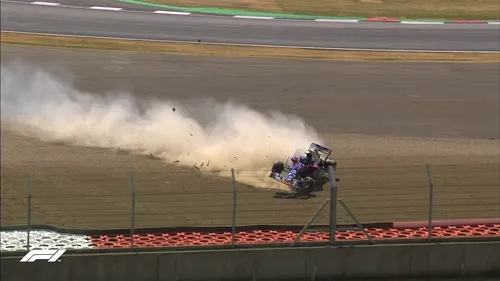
[0,62,322,189]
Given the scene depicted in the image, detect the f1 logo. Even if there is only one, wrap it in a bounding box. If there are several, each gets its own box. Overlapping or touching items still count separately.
[20,249,66,263]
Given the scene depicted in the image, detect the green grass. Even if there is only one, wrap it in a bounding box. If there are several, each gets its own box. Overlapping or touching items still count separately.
[148,0,500,20]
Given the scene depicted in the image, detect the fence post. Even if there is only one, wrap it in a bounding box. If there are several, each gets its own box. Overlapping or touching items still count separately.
[231,168,237,247]
[328,165,338,246]
[426,164,434,241]
[26,174,32,252]
[130,171,136,249]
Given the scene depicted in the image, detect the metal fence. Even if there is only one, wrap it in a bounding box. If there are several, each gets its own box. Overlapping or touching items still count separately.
[1,163,499,249]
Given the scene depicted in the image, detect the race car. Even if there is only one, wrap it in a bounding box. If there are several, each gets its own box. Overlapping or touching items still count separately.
[269,142,339,194]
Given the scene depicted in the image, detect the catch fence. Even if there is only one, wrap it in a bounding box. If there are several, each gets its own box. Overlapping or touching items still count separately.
[1,163,499,250]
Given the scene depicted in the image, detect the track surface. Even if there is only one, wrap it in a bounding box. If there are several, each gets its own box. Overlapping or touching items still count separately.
[1,45,499,230]
[1,1,500,51]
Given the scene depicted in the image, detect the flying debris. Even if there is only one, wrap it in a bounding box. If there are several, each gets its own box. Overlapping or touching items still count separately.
[193,163,200,171]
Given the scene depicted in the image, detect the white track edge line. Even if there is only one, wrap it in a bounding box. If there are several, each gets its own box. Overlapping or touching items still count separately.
[400,21,445,24]
[315,19,360,23]
[89,6,123,11]
[233,15,274,20]
[3,30,498,53]
[30,1,59,5]
[154,10,190,15]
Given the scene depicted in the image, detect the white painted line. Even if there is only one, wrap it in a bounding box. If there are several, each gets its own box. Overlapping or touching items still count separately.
[89,6,123,11]
[233,15,274,20]
[154,10,191,15]
[315,19,360,23]
[30,1,60,5]
[401,21,445,24]
[487,21,500,24]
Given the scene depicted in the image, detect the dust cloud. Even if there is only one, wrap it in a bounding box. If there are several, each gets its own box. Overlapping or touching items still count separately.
[0,63,322,189]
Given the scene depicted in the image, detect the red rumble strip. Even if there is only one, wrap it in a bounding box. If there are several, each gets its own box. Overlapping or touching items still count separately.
[366,17,400,22]
[90,224,500,248]
[450,19,487,24]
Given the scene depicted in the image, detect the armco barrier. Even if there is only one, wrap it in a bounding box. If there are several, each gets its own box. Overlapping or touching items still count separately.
[2,241,499,281]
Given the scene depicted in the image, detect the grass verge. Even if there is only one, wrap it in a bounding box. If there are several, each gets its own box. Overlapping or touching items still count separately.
[1,32,499,62]
[147,0,500,20]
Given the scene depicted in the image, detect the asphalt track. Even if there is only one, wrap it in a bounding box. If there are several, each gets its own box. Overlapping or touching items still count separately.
[1,1,500,51]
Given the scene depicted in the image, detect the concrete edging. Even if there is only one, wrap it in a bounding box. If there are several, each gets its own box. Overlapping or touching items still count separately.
[2,241,499,281]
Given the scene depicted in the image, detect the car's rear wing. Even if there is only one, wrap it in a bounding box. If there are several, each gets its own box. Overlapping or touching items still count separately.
[308,142,332,160]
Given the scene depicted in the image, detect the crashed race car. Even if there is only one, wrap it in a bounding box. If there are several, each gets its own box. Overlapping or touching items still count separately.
[269,142,339,194]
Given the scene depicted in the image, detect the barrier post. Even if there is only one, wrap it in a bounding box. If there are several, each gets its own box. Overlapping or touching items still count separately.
[426,164,434,241]
[26,174,32,251]
[328,165,338,245]
[231,168,237,247]
[130,171,136,249]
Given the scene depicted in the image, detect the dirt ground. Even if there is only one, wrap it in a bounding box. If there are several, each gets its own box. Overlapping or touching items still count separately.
[1,45,499,230]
